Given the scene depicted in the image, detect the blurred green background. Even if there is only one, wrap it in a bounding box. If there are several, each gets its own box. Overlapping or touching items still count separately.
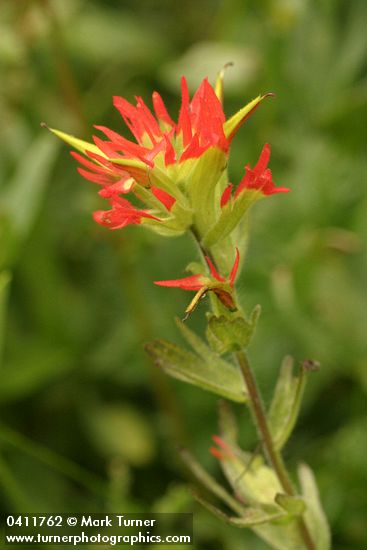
[1,0,366,548]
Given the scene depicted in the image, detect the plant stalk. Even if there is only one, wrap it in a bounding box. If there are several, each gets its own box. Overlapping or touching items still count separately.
[235,350,315,550]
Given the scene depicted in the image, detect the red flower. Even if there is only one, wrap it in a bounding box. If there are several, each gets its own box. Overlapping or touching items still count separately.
[93,197,158,230]
[154,248,240,316]
[236,143,289,197]
[70,151,134,194]
[154,248,239,290]
[220,144,289,208]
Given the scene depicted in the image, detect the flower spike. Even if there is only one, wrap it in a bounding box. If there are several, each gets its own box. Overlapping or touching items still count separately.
[45,77,283,237]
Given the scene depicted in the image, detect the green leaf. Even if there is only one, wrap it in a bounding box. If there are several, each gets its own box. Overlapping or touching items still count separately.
[298,464,331,550]
[145,338,247,403]
[275,493,306,517]
[206,307,260,354]
[268,357,309,450]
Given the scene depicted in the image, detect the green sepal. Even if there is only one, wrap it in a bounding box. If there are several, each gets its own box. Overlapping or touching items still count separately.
[298,464,331,550]
[203,188,261,247]
[145,338,247,403]
[224,93,273,141]
[206,306,261,355]
[275,493,306,517]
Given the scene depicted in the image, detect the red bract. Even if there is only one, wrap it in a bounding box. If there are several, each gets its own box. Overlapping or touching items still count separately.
[71,77,268,189]
[70,151,134,194]
[93,197,159,230]
[109,77,228,170]
[150,187,176,211]
[154,248,240,291]
[235,143,289,197]
[220,144,289,208]
[210,435,235,461]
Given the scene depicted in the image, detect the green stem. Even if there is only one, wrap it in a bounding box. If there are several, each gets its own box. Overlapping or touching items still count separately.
[191,229,315,550]
[235,351,315,550]
[235,351,294,492]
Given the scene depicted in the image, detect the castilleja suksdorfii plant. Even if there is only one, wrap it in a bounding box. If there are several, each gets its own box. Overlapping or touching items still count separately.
[46,71,330,550]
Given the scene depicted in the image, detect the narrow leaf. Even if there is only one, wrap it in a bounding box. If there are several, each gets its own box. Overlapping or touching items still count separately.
[298,464,331,550]
[268,356,309,450]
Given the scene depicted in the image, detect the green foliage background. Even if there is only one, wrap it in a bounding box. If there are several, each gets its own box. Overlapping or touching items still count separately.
[1,1,366,548]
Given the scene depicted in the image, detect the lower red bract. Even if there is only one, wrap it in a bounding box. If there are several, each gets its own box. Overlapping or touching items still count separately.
[235,144,289,197]
[93,197,158,230]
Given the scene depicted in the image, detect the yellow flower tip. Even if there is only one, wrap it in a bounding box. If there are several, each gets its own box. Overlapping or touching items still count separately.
[215,61,234,103]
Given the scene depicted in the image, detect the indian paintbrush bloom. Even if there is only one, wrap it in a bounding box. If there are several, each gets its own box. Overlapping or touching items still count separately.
[45,77,286,240]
